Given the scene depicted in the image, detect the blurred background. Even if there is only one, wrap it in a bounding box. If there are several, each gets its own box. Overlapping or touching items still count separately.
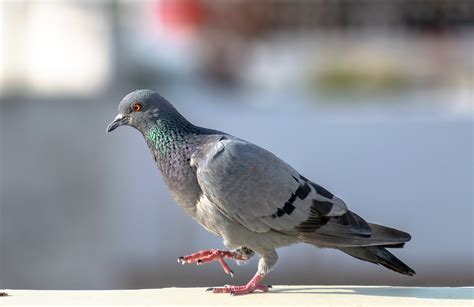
[0,0,473,290]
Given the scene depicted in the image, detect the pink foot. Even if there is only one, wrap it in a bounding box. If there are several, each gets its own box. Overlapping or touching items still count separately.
[207,284,270,295]
[178,249,249,276]
[206,273,270,295]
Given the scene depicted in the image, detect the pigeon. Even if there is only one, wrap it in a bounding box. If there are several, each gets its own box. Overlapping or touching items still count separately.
[107,89,415,295]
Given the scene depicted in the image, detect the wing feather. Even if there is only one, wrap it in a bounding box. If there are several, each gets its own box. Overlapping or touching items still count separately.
[192,137,350,234]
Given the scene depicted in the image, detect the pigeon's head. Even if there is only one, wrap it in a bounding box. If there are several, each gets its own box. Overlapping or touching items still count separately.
[107,89,179,133]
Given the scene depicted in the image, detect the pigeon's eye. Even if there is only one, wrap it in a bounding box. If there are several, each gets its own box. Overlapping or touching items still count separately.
[132,102,143,112]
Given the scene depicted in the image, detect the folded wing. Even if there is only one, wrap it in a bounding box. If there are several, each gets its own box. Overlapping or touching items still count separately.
[192,137,353,236]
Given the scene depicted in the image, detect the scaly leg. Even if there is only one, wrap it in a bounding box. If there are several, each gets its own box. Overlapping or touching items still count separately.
[206,273,270,295]
[178,247,254,277]
[206,249,277,295]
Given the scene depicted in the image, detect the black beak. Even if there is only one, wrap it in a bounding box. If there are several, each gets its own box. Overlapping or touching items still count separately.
[107,114,129,133]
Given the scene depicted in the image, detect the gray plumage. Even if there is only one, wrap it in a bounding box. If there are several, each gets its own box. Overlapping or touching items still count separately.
[107,89,415,286]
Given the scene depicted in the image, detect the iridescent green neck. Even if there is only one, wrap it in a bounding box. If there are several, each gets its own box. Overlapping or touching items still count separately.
[145,117,196,155]
[146,126,177,154]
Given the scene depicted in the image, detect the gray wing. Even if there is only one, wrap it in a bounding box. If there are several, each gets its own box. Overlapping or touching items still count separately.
[191,136,351,234]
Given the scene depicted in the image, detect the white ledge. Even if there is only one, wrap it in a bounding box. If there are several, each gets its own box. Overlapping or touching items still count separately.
[1,286,472,306]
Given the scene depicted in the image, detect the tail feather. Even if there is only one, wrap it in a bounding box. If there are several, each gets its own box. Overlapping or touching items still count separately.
[384,242,405,248]
[368,223,411,243]
[339,246,416,276]
[300,223,412,247]
[299,212,415,276]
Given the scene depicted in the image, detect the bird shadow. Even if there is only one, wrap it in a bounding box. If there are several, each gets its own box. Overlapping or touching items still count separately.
[270,286,473,300]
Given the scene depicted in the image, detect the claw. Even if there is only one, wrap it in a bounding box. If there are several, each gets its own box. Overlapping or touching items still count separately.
[209,273,267,295]
[177,249,241,275]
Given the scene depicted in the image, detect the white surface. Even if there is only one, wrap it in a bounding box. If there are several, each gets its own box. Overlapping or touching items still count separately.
[0,286,472,306]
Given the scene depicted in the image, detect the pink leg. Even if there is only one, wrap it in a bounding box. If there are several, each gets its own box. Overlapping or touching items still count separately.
[178,249,250,277]
[207,273,271,295]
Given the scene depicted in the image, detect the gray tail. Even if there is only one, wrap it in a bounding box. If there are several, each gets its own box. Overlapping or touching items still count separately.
[297,210,415,276]
[339,245,416,276]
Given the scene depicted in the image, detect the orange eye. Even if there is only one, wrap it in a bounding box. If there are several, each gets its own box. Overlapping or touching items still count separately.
[132,102,142,112]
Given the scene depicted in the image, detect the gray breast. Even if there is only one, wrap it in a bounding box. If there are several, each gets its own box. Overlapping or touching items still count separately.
[155,136,207,215]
